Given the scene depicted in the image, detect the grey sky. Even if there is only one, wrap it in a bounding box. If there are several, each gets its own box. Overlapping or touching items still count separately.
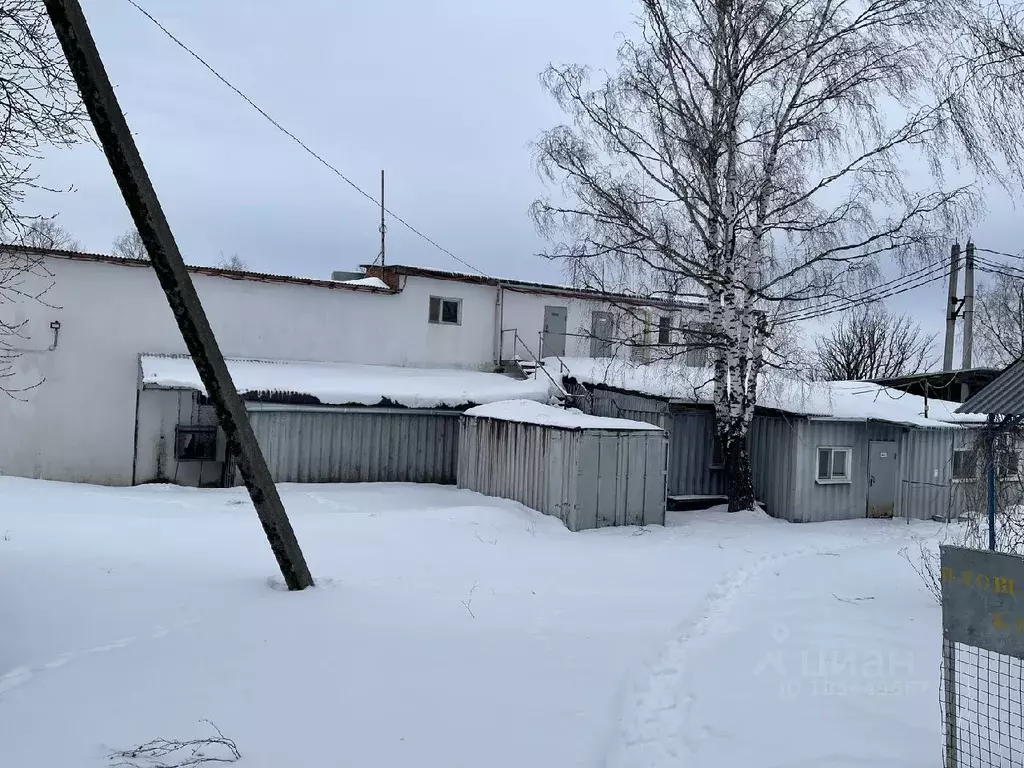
[28,0,630,283]
[24,1,1024,360]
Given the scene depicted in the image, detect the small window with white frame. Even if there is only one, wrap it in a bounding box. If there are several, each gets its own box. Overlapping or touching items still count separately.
[816,446,852,483]
[428,296,462,325]
[952,448,977,482]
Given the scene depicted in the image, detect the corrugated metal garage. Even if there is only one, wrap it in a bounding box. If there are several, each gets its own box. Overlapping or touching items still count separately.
[569,379,983,522]
[242,404,459,484]
[456,400,668,531]
[134,354,551,488]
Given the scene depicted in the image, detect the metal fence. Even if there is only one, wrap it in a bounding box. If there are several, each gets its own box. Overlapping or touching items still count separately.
[941,546,1024,767]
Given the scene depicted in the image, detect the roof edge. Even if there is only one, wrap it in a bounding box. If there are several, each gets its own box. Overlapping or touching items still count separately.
[2,244,395,295]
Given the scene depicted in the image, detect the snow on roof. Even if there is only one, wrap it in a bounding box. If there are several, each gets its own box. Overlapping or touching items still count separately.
[141,355,553,409]
[555,357,985,428]
[336,276,390,289]
[464,399,662,431]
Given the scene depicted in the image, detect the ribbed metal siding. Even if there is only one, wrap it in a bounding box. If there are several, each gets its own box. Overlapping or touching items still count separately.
[457,416,667,531]
[898,426,991,520]
[665,409,725,496]
[572,385,670,428]
[958,359,1022,414]
[244,407,460,484]
[783,421,902,523]
[749,415,798,518]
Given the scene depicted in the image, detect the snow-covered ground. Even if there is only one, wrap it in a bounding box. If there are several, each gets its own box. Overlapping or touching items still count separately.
[0,478,949,767]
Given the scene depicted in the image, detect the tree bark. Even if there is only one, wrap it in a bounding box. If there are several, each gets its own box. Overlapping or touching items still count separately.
[724,429,755,513]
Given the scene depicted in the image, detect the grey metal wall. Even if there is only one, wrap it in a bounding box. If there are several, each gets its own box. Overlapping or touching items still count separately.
[665,409,725,497]
[570,383,987,523]
[243,405,460,485]
[749,415,799,518]
[457,415,667,531]
[900,427,963,521]
[574,385,670,429]
[785,420,904,523]
[458,418,577,525]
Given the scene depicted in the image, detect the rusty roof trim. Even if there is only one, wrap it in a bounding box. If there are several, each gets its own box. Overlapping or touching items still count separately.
[362,263,708,310]
[1,244,396,294]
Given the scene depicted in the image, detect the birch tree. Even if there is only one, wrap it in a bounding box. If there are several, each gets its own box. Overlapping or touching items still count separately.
[533,0,1000,510]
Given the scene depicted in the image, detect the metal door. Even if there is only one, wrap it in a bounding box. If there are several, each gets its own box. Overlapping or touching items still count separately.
[591,311,614,358]
[542,305,568,358]
[867,440,898,518]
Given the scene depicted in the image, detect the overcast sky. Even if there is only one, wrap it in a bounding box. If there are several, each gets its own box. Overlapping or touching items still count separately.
[25,0,1024,362]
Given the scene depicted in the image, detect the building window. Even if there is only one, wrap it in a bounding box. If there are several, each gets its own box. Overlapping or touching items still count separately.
[682,323,712,367]
[428,296,461,325]
[816,447,852,483]
[952,448,977,481]
[175,426,218,462]
[629,313,652,362]
[658,315,674,345]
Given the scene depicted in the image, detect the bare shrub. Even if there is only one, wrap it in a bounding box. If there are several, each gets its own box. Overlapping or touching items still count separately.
[108,721,240,768]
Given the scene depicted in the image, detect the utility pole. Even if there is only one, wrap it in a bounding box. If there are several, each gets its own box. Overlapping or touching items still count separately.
[962,241,976,402]
[44,0,314,590]
[379,169,386,269]
[943,242,961,371]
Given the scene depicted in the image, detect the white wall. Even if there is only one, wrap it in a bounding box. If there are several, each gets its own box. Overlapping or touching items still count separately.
[0,253,707,486]
[499,286,704,362]
[0,256,496,485]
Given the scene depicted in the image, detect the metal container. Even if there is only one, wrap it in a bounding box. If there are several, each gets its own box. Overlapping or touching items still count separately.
[243,404,460,485]
[457,411,668,531]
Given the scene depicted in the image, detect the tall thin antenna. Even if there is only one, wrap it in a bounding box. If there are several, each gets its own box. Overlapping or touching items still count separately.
[379,169,386,269]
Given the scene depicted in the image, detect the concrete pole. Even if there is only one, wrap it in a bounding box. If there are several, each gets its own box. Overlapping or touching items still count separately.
[961,242,975,402]
[943,242,961,371]
[44,0,314,590]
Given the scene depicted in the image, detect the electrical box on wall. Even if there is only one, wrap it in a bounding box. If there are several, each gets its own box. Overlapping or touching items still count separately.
[174,425,220,462]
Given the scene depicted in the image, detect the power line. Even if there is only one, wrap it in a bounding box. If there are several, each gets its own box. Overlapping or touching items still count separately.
[975,246,1024,262]
[778,259,951,324]
[124,0,491,278]
[778,256,946,322]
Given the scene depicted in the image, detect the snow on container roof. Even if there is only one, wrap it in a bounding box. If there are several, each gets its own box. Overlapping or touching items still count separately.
[464,399,662,431]
[555,357,984,428]
[140,355,553,410]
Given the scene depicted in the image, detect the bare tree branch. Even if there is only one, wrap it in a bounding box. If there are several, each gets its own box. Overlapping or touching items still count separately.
[533,0,1011,511]
[974,270,1024,367]
[815,305,936,380]
[0,3,86,397]
[112,227,148,261]
[108,720,241,768]
[216,253,247,271]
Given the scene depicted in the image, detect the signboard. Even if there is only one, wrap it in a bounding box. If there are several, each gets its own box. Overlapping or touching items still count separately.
[941,545,1024,659]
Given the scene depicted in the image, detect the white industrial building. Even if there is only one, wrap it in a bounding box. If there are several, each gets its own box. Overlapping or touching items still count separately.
[0,245,704,487]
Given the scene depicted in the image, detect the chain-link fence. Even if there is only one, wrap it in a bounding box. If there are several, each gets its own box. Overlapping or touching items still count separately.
[943,642,1024,766]
[941,546,1024,767]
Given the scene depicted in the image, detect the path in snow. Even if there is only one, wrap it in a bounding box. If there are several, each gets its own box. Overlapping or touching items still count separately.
[604,523,928,768]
